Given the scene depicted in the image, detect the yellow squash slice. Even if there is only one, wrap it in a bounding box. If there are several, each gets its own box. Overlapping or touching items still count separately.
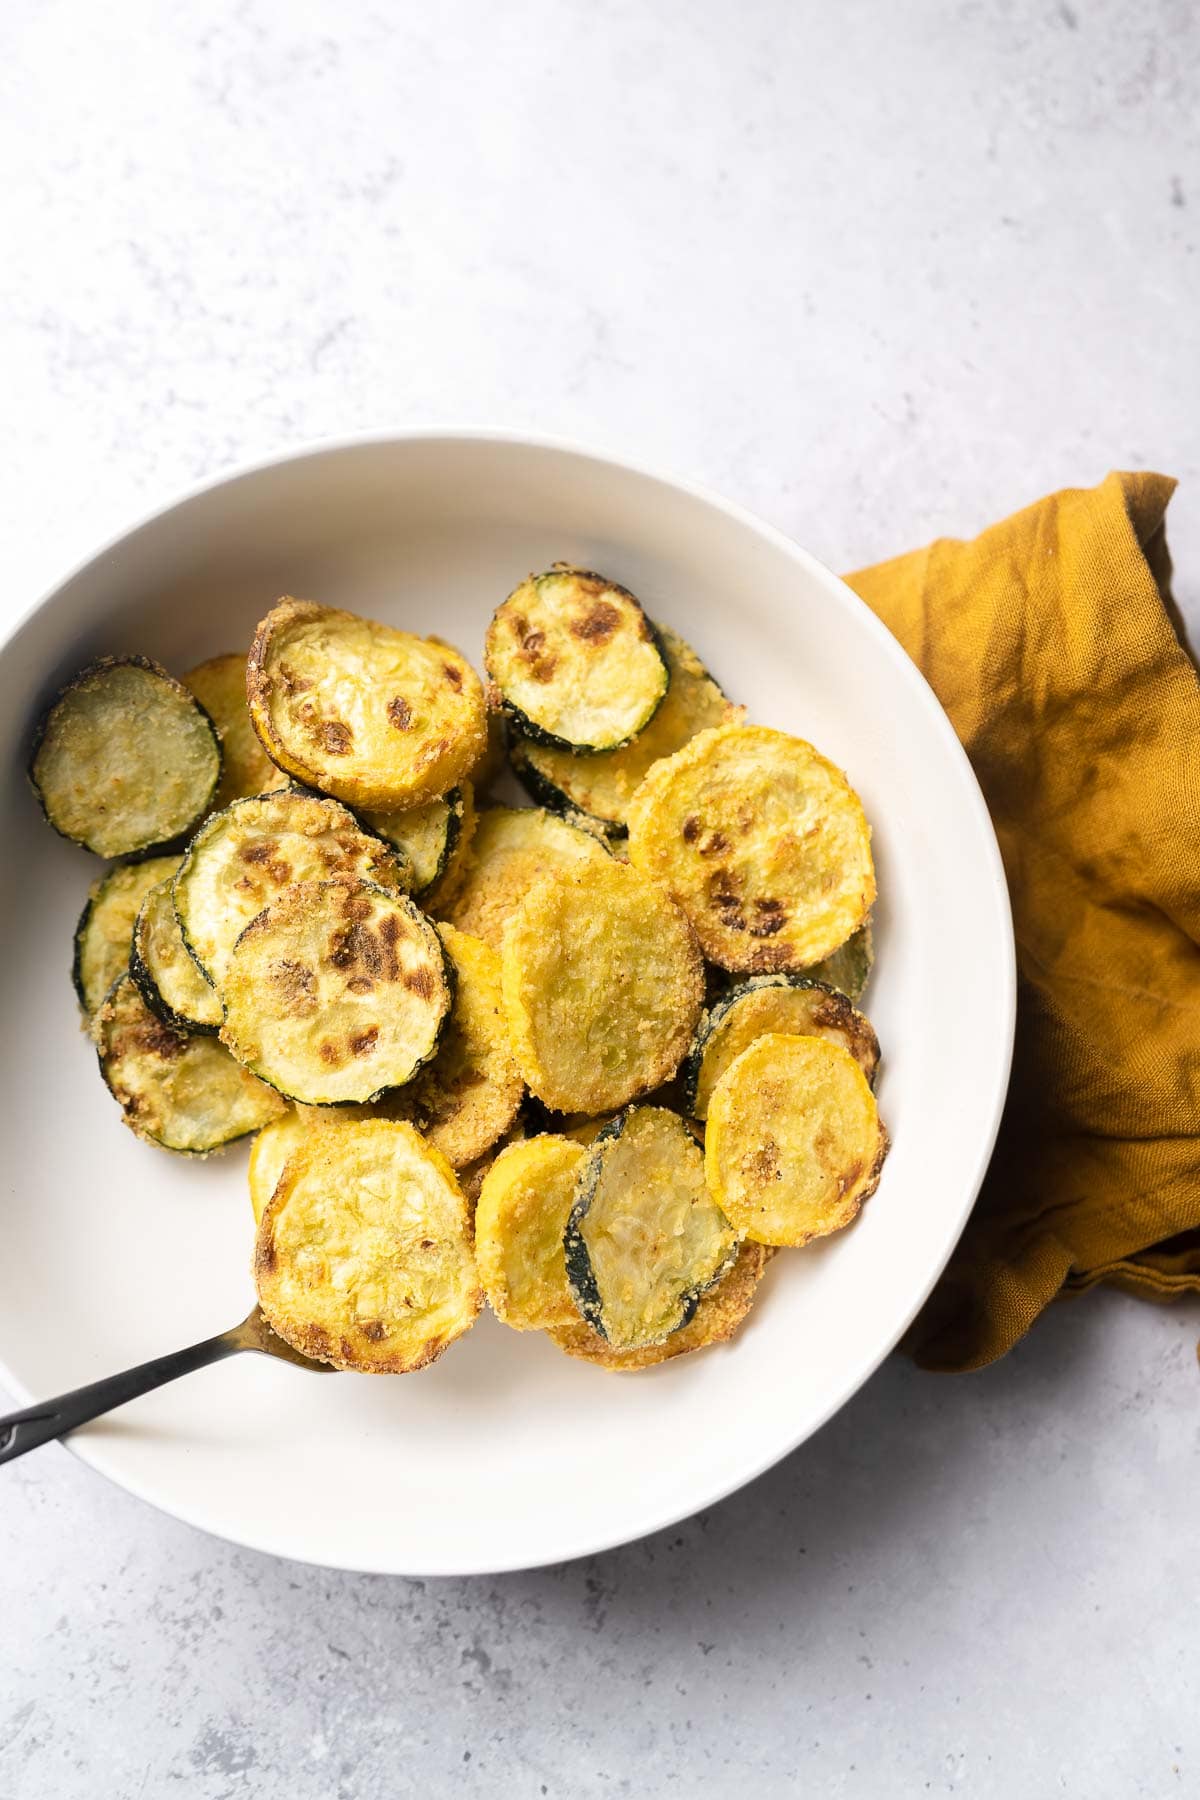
[484,566,668,752]
[255,1119,482,1372]
[563,1106,738,1352]
[130,878,223,1033]
[474,1134,586,1331]
[182,651,287,810]
[173,788,406,988]
[441,804,610,950]
[705,1033,889,1247]
[384,923,524,1167]
[248,1109,311,1226]
[682,975,880,1119]
[500,859,703,1113]
[220,878,452,1106]
[510,624,735,836]
[551,1241,772,1370]
[72,854,182,1015]
[95,973,285,1154]
[247,599,486,810]
[31,656,220,858]
[626,724,875,973]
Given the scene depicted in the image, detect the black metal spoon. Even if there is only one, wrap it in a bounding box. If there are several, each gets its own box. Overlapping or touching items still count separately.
[0,1305,333,1463]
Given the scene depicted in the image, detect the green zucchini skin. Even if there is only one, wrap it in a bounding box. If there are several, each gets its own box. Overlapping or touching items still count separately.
[562,1111,626,1337]
[128,942,217,1036]
[94,973,282,1155]
[563,1106,736,1348]
[805,923,874,1002]
[355,787,462,897]
[506,624,732,839]
[29,655,222,858]
[129,890,222,1037]
[172,789,407,990]
[487,571,671,755]
[505,730,626,841]
[679,974,880,1117]
[220,886,457,1109]
[71,855,183,1015]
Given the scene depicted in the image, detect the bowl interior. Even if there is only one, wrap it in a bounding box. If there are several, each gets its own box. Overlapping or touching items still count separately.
[0,436,1012,1574]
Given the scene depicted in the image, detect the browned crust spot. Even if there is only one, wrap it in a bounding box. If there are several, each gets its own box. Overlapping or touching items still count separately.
[317,719,353,755]
[388,696,414,730]
[570,598,620,643]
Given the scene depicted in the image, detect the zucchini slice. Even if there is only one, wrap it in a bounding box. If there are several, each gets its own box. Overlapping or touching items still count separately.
[484,566,669,752]
[564,1106,739,1352]
[130,879,223,1034]
[30,656,221,858]
[705,1033,889,1247]
[551,1241,772,1370]
[509,625,735,837]
[173,789,407,989]
[254,1119,482,1373]
[72,854,182,1015]
[681,975,880,1119]
[220,878,452,1106]
[383,923,524,1167]
[183,651,289,810]
[247,599,487,810]
[361,781,476,906]
[95,973,285,1154]
[805,922,874,1002]
[626,724,876,973]
[500,858,703,1113]
[474,1134,587,1332]
[440,804,611,950]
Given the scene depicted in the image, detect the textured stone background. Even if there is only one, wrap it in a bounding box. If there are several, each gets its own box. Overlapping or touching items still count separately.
[2,2,1198,1794]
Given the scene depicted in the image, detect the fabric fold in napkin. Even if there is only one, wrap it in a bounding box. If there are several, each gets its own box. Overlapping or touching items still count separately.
[846,472,1200,1371]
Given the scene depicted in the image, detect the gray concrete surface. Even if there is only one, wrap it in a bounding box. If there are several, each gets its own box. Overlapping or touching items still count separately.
[2,1,1198,1794]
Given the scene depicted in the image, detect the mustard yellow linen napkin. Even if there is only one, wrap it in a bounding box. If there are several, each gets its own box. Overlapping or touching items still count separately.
[846,472,1200,1371]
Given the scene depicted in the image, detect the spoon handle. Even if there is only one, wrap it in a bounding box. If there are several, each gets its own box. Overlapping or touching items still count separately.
[0,1328,244,1465]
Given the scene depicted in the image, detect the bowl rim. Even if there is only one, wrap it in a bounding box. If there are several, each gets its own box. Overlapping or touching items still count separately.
[0,427,1016,1572]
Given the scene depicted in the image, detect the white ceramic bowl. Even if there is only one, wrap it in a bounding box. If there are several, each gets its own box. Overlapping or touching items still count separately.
[0,432,1014,1574]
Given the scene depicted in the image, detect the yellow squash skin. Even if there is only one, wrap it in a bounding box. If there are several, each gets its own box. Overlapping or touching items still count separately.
[173,789,407,989]
[248,1109,311,1226]
[247,599,486,810]
[254,1119,482,1373]
[95,974,285,1154]
[704,1033,889,1247]
[74,855,182,1016]
[474,1134,586,1331]
[32,657,221,858]
[511,624,737,833]
[551,1241,773,1370]
[626,724,876,973]
[441,805,611,950]
[686,977,880,1120]
[484,566,669,751]
[500,860,704,1113]
[183,651,288,811]
[220,878,451,1106]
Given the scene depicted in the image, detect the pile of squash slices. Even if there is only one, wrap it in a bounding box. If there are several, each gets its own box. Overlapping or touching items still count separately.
[33,565,888,1376]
